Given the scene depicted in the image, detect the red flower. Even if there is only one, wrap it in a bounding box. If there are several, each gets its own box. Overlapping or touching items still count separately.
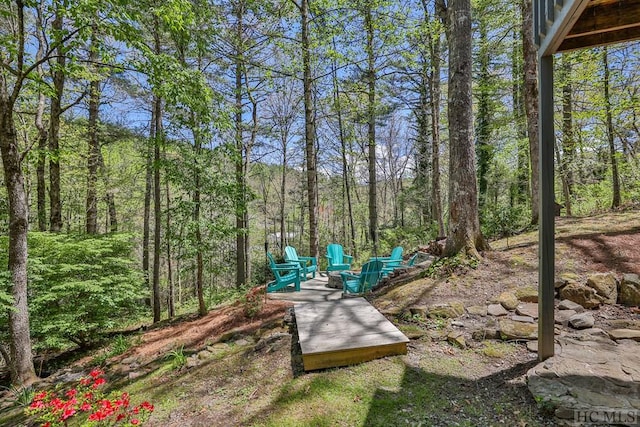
[140,401,154,412]
[34,391,48,401]
[89,369,103,378]
[29,400,45,410]
[80,402,92,411]
[61,407,76,420]
[92,377,106,389]
[65,389,77,398]
[131,419,140,425]
[80,378,91,386]
[41,423,51,427]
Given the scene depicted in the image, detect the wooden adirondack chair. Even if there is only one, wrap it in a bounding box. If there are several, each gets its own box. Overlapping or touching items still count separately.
[340,260,383,294]
[326,243,353,272]
[266,252,301,293]
[284,246,317,280]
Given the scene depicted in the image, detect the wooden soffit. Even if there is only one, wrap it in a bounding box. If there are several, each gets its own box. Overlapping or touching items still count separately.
[536,0,640,55]
[560,0,640,52]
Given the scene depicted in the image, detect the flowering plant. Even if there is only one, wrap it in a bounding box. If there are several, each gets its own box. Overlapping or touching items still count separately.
[26,369,154,426]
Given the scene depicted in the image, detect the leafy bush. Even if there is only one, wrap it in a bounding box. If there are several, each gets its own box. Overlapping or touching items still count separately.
[0,233,146,350]
[481,205,528,240]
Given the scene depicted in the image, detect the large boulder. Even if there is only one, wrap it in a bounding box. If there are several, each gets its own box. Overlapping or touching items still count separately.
[586,272,617,304]
[559,282,602,309]
[619,273,640,307]
[497,291,519,310]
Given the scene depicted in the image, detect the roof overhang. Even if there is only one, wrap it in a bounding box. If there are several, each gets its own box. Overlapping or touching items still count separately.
[536,0,640,56]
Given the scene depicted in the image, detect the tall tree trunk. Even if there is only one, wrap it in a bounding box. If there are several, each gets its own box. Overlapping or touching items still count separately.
[512,25,529,206]
[49,8,65,232]
[521,0,539,225]
[97,150,117,232]
[165,162,174,319]
[143,124,153,298]
[332,38,356,256]
[152,93,162,322]
[280,148,287,252]
[86,26,101,234]
[34,4,47,232]
[0,98,37,387]
[438,0,488,258]
[476,19,491,211]
[603,47,621,209]
[365,3,378,251]
[560,55,574,216]
[301,0,319,260]
[428,14,445,237]
[234,2,248,287]
[193,131,206,316]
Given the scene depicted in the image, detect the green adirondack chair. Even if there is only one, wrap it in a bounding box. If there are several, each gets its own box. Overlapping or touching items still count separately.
[340,260,383,294]
[371,246,403,276]
[284,246,317,280]
[266,252,301,293]
[326,243,353,272]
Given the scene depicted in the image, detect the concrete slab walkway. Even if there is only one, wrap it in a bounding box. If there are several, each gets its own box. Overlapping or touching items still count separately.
[267,274,342,304]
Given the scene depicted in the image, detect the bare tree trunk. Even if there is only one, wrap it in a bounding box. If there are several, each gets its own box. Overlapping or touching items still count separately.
[560,55,574,216]
[49,8,65,232]
[143,120,153,301]
[428,11,445,237]
[86,25,101,234]
[476,20,491,211]
[521,0,539,225]
[438,0,488,258]
[602,47,621,209]
[234,2,248,287]
[365,3,378,251]
[332,38,356,256]
[512,25,529,206]
[301,0,319,260]
[165,153,174,319]
[97,150,117,232]
[0,102,37,387]
[151,19,162,322]
[34,4,48,232]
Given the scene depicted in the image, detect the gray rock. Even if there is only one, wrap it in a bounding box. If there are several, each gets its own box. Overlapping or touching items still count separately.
[128,371,142,380]
[511,315,535,323]
[515,303,539,319]
[568,312,595,329]
[619,273,640,307]
[498,319,538,340]
[554,309,577,324]
[497,291,519,310]
[586,272,618,304]
[558,299,584,312]
[197,350,213,360]
[608,329,640,342]
[451,320,465,327]
[559,283,602,309]
[466,305,488,316]
[255,332,289,351]
[487,304,508,317]
[186,357,200,368]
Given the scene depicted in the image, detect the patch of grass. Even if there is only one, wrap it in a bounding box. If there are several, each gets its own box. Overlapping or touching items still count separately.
[166,346,187,370]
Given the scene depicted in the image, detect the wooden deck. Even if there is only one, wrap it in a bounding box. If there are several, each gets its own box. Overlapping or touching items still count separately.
[295,297,409,371]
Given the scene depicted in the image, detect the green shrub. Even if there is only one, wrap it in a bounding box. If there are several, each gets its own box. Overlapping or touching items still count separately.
[481,204,528,240]
[0,233,146,350]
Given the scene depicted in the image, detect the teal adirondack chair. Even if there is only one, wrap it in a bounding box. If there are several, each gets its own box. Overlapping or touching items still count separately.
[382,252,419,276]
[266,252,301,293]
[284,246,317,280]
[340,260,383,294]
[326,243,353,272]
[371,246,403,276]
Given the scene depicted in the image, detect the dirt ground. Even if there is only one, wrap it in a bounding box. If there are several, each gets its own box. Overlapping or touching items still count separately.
[5,210,640,427]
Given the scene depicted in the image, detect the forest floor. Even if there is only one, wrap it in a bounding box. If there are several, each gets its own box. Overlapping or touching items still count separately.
[2,209,640,426]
